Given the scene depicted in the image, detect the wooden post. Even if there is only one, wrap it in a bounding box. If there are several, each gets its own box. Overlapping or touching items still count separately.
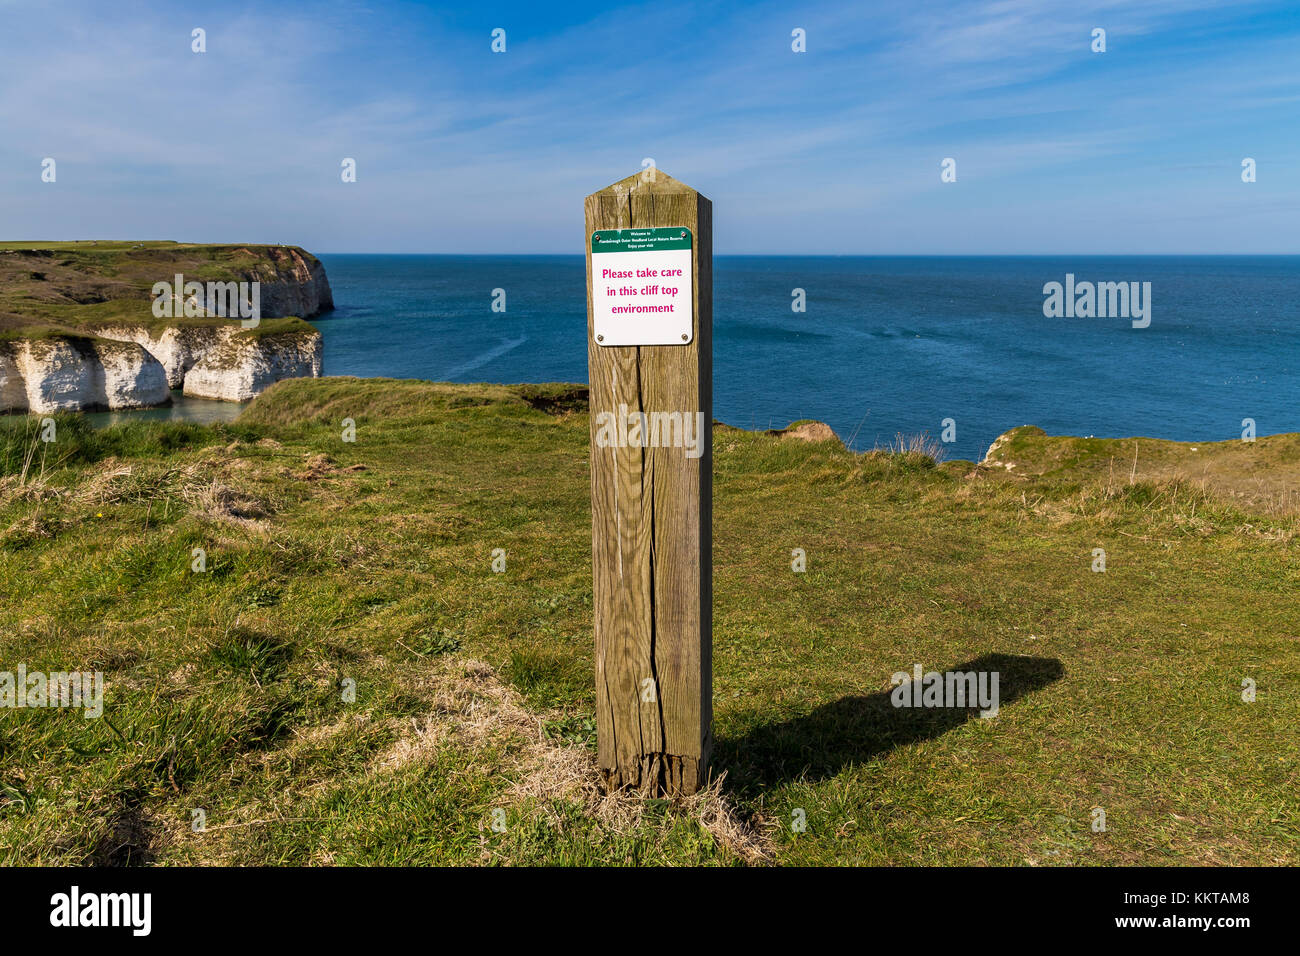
[585,169,712,796]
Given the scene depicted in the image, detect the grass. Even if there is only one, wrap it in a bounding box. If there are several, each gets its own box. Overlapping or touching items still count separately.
[0,241,326,341]
[1,376,1296,866]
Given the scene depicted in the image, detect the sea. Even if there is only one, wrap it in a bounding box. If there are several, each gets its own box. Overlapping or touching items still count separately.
[91,255,1300,463]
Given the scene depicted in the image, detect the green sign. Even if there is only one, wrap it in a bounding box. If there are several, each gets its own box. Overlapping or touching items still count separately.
[591,227,692,253]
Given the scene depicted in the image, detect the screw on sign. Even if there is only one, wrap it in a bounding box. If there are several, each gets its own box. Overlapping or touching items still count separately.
[584,170,713,796]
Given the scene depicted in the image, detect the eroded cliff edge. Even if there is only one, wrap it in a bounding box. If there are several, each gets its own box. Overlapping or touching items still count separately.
[0,242,333,413]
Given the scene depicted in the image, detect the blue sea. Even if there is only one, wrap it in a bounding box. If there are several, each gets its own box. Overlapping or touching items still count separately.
[100,256,1300,463]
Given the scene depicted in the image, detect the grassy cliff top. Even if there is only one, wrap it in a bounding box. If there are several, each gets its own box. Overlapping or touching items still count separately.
[983,424,1300,517]
[1,378,1295,865]
[0,241,324,341]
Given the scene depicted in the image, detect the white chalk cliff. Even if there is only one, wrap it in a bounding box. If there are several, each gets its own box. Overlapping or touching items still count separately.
[0,252,332,413]
[0,327,324,413]
[0,337,171,413]
[182,333,323,402]
[92,325,240,389]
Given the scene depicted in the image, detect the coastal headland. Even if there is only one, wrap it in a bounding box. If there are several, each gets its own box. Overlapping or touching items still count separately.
[0,241,333,412]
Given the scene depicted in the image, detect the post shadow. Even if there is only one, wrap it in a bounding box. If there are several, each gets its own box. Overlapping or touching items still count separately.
[714,653,1064,793]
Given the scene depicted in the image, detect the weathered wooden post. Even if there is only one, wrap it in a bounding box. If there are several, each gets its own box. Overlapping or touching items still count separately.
[585,169,712,796]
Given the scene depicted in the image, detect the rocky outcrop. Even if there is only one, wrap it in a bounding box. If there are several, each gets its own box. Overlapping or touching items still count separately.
[255,247,334,318]
[182,331,323,402]
[93,325,239,389]
[980,426,1041,469]
[0,327,321,412]
[0,338,170,413]
[0,349,29,411]
[1,323,325,412]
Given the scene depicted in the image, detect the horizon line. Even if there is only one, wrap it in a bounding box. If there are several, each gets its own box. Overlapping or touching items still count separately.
[311,251,1300,257]
[6,241,1299,257]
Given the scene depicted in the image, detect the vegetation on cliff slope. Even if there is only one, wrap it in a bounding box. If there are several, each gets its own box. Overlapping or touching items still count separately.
[0,240,323,341]
[0,378,1295,865]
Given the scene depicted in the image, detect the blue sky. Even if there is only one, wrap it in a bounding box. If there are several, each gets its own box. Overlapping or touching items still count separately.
[2,0,1297,253]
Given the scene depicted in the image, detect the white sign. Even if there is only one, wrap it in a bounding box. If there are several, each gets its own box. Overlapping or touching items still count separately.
[591,228,693,346]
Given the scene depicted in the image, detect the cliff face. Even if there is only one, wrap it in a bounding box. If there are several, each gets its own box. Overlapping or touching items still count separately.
[88,324,324,406]
[182,331,323,402]
[174,247,334,321]
[93,325,238,389]
[253,247,335,318]
[0,338,170,413]
[0,242,334,413]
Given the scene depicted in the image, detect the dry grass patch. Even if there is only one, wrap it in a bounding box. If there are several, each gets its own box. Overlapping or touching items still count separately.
[376,658,772,864]
[182,477,269,528]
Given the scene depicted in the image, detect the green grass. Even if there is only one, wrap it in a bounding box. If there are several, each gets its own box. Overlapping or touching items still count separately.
[0,241,325,342]
[1,377,1296,866]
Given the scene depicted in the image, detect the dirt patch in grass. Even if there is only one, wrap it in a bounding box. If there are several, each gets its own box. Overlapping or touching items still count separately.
[517,385,589,416]
[767,420,841,444]
[90,796,158,867]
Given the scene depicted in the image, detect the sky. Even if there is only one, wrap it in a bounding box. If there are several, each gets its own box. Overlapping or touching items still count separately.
[1,0,1297,254]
